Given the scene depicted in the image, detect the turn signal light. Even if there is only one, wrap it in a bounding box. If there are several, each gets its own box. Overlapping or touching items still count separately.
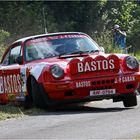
[56,84,69,89]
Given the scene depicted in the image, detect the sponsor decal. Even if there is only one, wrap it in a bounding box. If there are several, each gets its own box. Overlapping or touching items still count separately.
[27,34,86,44]
[76,81,91,88]
[47,34,86,40]
[69,55,120,74]
[115,76,135,83]
[77,59,115,73]
[0,74,21,94]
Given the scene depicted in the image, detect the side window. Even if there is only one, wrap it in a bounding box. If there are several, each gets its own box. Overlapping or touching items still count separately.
[9,45,22,65]
[1,51,10,65]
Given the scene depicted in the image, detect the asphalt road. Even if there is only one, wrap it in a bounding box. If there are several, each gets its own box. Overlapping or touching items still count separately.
[1,96,140,139]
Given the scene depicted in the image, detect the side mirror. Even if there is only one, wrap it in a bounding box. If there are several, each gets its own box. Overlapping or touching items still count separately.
[100,46,105,53]
[16,56,23,65]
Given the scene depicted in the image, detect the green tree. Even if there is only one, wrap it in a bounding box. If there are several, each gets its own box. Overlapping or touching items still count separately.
[0,1,57,42]
[128,2,140,54]
[0,29,10,58]
[95,1,137,53]
[0,0,139,55]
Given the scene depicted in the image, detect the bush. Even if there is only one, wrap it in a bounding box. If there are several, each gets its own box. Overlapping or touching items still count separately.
[93,31,123,54]
[0,29,10,59]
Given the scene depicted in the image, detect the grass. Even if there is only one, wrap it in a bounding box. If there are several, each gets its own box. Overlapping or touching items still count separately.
[135,54,140,61]
[0,103,46,121]
[129,52,140,61]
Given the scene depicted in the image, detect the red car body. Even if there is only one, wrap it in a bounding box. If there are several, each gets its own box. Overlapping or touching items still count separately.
[0,32,140,108]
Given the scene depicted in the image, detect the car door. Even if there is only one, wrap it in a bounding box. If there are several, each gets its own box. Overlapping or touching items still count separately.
[0,42,23,101]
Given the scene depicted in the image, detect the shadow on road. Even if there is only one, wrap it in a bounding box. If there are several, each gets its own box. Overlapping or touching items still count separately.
[20,102,135,117]
[42,103,133,115]
[0,101,135,120]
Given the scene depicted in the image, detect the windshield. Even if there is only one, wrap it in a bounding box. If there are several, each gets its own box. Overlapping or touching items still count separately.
[25,34,100,61]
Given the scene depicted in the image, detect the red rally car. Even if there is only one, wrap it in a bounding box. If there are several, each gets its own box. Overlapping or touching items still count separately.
[0,32,140,108]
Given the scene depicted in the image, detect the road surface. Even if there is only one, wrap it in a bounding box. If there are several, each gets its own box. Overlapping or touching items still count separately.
[0,96,140,139]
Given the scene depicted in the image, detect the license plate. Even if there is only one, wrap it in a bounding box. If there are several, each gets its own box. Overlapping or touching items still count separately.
[90,89,116,96]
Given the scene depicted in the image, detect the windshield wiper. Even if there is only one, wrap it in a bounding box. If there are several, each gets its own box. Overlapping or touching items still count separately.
[59,52,70,57]
[71,50,89,54]
[58,50,89,58]
[58,50,100,58]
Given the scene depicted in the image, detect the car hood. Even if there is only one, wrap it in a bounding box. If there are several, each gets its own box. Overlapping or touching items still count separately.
[26,53,128,80]
[27,52,126,67]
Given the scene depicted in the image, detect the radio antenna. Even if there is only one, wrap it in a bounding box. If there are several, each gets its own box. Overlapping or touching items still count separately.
[43,7,47,34]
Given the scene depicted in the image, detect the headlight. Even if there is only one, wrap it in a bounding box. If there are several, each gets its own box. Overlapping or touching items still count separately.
[125,56,139,70]
[50,65,64,78]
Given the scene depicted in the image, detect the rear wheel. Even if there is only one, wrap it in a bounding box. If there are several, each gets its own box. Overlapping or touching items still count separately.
[31,77,47,108]
[123,94,137,107]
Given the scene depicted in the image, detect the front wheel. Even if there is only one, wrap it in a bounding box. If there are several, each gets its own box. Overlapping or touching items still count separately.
[31,77,47,108]
[123,94,137,107]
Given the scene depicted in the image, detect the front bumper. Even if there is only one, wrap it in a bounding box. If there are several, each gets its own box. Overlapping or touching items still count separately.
[43,73,140,101]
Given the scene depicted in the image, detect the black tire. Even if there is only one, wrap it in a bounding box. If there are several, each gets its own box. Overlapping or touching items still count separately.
[123,94,137,107]
[31,77,47,108]
[24,95,33,109]
[137,83,140,94]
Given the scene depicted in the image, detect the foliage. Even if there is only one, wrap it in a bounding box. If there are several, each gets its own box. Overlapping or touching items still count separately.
[94,31,124,54]
[105,1,136,29]
[128,3,140,55]
[0,29,10,59]
[0,29,10,45]
[0,1,140,53]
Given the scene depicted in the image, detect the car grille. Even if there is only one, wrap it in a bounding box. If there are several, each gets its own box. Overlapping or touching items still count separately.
[92,79,115,85]
[91,79,115,90]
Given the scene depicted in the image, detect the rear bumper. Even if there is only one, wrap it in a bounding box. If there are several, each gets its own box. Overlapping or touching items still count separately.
[43,74,139,101]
